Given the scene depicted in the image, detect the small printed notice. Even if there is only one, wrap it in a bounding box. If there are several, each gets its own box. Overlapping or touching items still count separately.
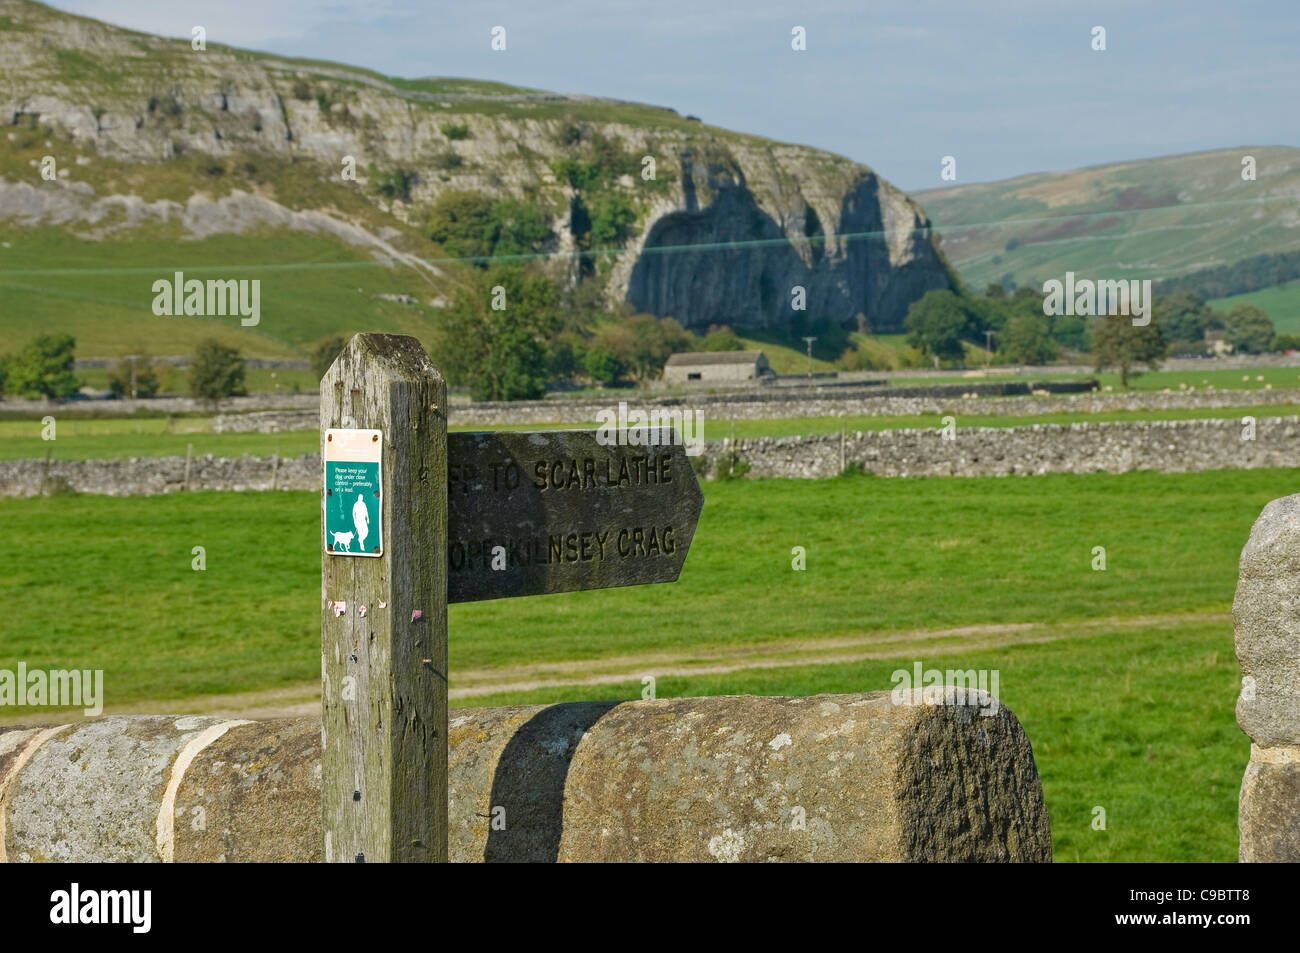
[324,428,382,557]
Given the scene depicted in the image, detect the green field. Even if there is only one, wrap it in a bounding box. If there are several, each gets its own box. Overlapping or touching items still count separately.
[72,366,320,396]
[1211,282,1300,335]
[0,227,452,359]
[3,400,1297,460]
[3,468,1293,860]
[890,366,1300,391]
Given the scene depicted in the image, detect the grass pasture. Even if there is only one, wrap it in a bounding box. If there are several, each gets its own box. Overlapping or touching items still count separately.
[2,467,1294,860]
[2,399,1296,460]
[1211,282,1300,335]
[890,366,1300,392]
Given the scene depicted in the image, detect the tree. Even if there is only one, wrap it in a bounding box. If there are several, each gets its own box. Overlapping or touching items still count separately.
[904,290,968,364]
[1271,332,1300,353]
[788,313,851,358]
[580,193,638,248]
[547,331,587,380]
[962,293,1008,337]
[433,267,559,401]
[0,354,10,399]
[1001,313,1058,364]
[427,191,553,266]
[699,325,744,352]
[489,199,553,260]
[587,323,638,379]
[428,190,497,262]
[311,335,347,380]
[1048,313,1091,352]
[1092,315,1166,389]
[107,353,161,398]
[620,314,692,380]
[7,334,79,400]
[1225,303,1275,354]
[1153,291,1214,348]
[583,344,626,386]
[189,339,247,409]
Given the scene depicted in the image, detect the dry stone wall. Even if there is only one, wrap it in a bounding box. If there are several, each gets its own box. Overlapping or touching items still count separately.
[4,416,1295,497]
[0,453,316,497]
[207,386,1300,433]
[719,416,1300,479]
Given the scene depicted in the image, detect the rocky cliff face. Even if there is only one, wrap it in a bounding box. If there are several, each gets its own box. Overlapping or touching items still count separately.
[0,0,950,332]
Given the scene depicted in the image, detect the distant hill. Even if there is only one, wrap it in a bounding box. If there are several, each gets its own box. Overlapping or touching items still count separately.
[913,147,1300,302]
[0,0,950,362]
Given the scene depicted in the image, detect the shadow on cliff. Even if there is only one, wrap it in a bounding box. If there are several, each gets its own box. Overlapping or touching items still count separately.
[626,167,946,333]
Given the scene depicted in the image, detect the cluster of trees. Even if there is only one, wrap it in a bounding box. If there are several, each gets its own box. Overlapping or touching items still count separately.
[1153,292,1275,354]
[427,190,554,264]
[0,334,80,400]
[0,335,247,407]
[550,142,648,254]
[1154,250,1300,301]
[424,132,660,274]
[418,265,751,401]
[900,281,1294,386]
[902,285,1086,366]
[396,266,1299,400]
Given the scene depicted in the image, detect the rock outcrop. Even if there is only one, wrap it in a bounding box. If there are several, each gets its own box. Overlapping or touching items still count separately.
[1234,494,1300,862]
[0,0,950,331]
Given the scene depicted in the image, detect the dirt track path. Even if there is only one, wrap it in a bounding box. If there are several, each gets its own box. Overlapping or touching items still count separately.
[0,611,1228,724]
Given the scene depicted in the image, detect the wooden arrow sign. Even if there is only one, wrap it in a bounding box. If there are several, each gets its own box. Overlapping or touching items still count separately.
[446,429,704,603]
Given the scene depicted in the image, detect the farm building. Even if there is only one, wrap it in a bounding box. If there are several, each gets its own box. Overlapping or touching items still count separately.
[1205,330,1233,356]
[663,350,772,385]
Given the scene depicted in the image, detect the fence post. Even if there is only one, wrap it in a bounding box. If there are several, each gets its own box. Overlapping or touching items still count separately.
[320,333,448,863]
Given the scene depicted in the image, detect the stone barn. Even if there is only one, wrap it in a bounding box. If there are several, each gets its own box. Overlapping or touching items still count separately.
[663,350,772,386]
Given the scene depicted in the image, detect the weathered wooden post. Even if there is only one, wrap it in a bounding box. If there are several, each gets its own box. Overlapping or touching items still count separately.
[321,334,447,863]
[321,333,702,862]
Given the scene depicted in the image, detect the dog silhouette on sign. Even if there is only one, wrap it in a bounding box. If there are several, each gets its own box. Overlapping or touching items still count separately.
[330,530,355,552]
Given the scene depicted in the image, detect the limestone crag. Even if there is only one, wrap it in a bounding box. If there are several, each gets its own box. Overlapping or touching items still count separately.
[0,0,949,330]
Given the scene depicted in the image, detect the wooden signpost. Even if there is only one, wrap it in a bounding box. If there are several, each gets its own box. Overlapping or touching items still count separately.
[447,430,702,603]
[321,334,703,863]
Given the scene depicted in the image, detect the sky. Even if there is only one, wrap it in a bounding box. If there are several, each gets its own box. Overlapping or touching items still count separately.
[50,0,1300,192]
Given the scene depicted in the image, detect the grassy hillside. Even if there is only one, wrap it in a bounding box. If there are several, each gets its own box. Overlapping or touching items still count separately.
[915,146,1300,295]
[1211,282,1300,335]
[0,227,456,358]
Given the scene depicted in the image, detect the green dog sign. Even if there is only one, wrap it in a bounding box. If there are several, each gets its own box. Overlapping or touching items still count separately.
[324,428,382,556]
